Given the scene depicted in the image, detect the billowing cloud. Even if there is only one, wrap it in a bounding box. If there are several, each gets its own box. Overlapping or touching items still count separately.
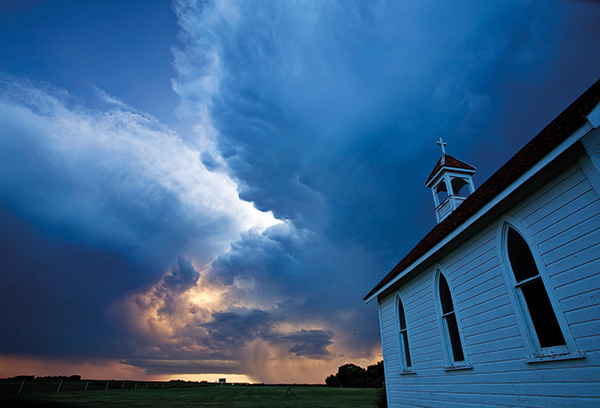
[169,0,600,263]
[285,330,334,358]
[0,73,277,359]
[109,217,381,382]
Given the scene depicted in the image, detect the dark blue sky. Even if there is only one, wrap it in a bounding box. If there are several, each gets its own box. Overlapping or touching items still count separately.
[0,0,599,383]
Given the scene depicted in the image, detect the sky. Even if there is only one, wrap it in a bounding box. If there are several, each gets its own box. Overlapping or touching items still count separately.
[0,0,599,384]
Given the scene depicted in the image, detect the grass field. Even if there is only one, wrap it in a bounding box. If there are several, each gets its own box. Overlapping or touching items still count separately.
[0,382,381,408]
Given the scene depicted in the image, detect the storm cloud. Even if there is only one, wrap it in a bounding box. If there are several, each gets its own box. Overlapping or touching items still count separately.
[0,0,599,383]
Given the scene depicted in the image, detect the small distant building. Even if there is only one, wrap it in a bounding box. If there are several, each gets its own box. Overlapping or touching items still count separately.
[218,378,226,386]
[365,79,600,407]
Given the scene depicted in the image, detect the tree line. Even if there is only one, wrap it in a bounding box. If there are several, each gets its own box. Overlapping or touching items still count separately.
[325,361,384,388]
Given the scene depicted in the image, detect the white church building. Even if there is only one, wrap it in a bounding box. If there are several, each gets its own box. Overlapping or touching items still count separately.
[365,79,600,407]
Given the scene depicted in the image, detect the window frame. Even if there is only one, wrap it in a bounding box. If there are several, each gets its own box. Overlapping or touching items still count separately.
[396,294,414,373]
[433,267,471,370]
[498,218,582,362]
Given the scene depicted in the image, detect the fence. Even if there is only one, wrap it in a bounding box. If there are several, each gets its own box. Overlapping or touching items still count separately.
[0,379,206,395]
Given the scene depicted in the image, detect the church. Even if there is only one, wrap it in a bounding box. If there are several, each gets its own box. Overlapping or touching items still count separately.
[364,79,600,407]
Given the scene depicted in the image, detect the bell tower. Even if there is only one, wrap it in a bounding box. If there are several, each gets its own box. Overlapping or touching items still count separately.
[425,137,476,224]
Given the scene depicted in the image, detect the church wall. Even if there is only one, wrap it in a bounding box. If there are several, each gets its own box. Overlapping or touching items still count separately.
[378,158,600,408]
[379,293,401,377]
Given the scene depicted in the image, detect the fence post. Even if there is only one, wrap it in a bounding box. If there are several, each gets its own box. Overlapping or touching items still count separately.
[121,381,125,391]
[85,381,89,392]
[56,380,63,393]
[105,381,109,391]
[134,382,137,390]
[18,379,26,394]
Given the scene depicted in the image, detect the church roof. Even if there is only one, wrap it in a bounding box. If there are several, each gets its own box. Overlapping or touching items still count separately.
[425,154,476,186]
[364,78,600,302]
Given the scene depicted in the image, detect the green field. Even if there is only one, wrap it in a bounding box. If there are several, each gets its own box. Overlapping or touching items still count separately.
[0,381,381,408]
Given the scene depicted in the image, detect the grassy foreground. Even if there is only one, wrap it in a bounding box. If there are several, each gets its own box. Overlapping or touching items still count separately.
[1,384,379,408]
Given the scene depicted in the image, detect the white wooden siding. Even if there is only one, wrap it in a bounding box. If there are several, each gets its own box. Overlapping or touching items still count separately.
[378,158,600,407]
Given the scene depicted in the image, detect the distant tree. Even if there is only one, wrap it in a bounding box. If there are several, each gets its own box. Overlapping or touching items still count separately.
[325,374,339,387]
[325,361,385,388]
[365,361,384,388]
[10,375,34,380]
[335,363,362,387]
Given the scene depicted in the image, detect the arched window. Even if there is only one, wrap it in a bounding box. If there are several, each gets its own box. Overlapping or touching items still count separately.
[438,273,466,364]
[505,226,567,351]
[397,296,412,371]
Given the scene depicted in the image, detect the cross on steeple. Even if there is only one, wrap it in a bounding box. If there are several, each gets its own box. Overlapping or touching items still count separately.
[436,137,447,155]
[437,137,448,165]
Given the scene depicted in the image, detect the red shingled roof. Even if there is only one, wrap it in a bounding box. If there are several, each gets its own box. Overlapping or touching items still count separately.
[364,78,600,301]
[425,155,476,186]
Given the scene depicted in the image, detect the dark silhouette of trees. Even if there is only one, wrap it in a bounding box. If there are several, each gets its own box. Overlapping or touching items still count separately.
[325,361,384,388]
[365,361,385,387]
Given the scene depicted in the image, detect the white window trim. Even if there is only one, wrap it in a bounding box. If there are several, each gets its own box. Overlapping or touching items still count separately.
[433,266,471,370]
[496,217,583,363]
[396,293,415,374]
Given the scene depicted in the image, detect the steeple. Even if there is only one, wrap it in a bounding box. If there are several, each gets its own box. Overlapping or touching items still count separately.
[425,138,476,224]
